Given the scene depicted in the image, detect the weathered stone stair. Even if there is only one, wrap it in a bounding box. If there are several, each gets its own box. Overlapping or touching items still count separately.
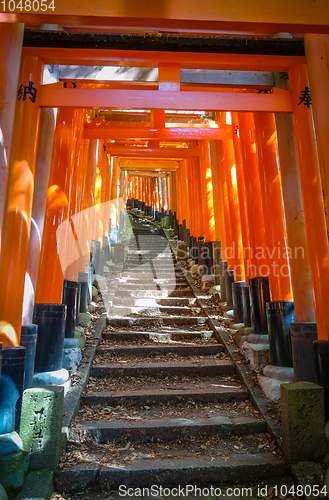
[54,215,286,495]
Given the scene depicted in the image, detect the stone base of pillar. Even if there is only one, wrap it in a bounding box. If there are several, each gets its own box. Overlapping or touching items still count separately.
[281,382,326,462]
[0,431,23,455]
[62,338,82,373]
[33,368,69,387]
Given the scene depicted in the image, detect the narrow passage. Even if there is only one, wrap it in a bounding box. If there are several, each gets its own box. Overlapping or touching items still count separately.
[55,215,289,496]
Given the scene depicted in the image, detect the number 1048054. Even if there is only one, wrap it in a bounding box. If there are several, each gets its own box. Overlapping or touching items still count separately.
[1,0,55,11]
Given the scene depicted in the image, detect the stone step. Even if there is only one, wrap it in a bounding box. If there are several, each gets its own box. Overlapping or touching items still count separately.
[116,278,187,284]
[120,275,185,281]
[71,415,266,444]
[127,247,170,250]
[122,269,182,275]
[122,268,182,274]
[112,297,195,307]
[123,267,176,272]
[126,255,173,260]
[127,252,172,255]
[114,289,194,298]
[102,329,214,342]
[106,316,207,327]
[119,270,181,276]
[121,272,184,278]
[96,343,223,357]
[125,261,174,266]
[54,452,286,492]
[129,240,168,244]
[126,252,172,256]
[82,384,248,406]
[125,256,173,260]
[128,247,170,251]
[90,358,235,378]
[131,234,166,237]
[125,259,176,263]
[116,284,189,291]
[107,306,201,316]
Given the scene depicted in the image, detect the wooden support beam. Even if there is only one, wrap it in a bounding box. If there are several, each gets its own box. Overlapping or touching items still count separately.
[23,31,305,55]
[105,145,200,158]
[58,67,275,88]
[1,2,329,33]
[124,167,178,173]
[121,160,179,169]
[128,171,167,178]
[38,87,293,114]
[85,123,233,140]
[23,47,306,72]
[57,66,277,88]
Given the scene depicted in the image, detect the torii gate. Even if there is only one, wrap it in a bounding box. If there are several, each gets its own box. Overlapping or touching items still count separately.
[0,2,329,344]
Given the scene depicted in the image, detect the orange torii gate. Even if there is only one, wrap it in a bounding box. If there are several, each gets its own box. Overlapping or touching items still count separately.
[0,11,329,351]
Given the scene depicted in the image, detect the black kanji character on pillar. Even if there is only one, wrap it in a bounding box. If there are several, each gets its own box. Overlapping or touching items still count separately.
[298,86,312,108]
[17,84,24,100]
[103,144,106,152]
[17,81,37,103]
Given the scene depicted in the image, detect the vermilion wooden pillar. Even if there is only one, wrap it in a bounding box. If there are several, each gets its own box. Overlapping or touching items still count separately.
[275,113,315,322]
[138,176,142,202]
[156,177,160,212]
[219,140,233,269]
[151,177,156,211]
[64,109,87,282]
[35,108,78,305]
[166,174,170,213]
[186,159,196,237]
[304,34,329,232]
[199,141,215,242]
[80,138,97,273]
[0,55,43,346]
[192,159,199,238]
[212,141,228,260]
[144,177,148,206]
[253,112,293,301]
[110,157,120,227]
[119,167,126,202]
[145,177,149,207]
[176,165,182,223]
[124,171,128,201]
[157,177,161,210]
[238,113,268,279]
[104,152,112,234]
[131,176,136,199]
[0,23,24,250]
[92,140,101,242]
[93,142,110,254]
[222,113,245,281]
[170,171,178,216]
[161,177,167,212]
[289,64,329,340]
[231,112,251,281]
[179,160,190,228]
[209,141,222,242]
[23,108,57,324]
[149,178,153,210]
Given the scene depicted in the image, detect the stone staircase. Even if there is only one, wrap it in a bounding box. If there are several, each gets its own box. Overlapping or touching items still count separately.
[54,216,287,494]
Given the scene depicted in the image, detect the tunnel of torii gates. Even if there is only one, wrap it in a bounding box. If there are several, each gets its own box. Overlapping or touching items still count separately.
[1,3,329,385]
